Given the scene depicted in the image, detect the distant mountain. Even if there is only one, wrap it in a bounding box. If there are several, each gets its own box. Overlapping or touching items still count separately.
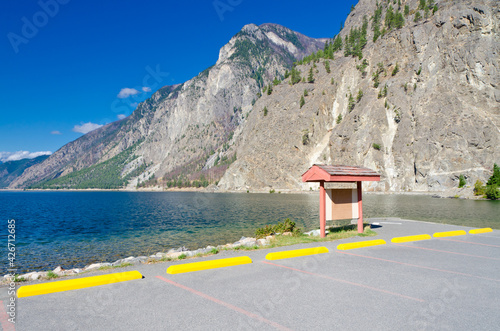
[219,0,499,192]
[8,0,500,192]
[0,155,49,188]
[9,23,325,189]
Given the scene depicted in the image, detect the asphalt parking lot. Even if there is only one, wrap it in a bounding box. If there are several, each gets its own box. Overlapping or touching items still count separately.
[2,218,500,331]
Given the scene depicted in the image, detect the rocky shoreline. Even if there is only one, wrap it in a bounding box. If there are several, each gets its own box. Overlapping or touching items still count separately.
[2,235,275,285]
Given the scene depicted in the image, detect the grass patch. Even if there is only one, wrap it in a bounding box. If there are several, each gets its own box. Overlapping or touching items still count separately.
[99,262,133,270]
[46,271,59,279]
[13,275,27,283]
[267,224,375,248]
[178,253,187,260]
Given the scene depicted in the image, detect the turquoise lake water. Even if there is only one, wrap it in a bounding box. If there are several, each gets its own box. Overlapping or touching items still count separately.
[0,191,498,273]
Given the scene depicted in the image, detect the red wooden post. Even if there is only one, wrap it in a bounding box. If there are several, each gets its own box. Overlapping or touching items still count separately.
[319,181,326,238]
[357,181,363,233]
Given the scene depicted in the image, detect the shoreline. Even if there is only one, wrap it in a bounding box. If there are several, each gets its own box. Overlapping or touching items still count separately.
[0,187,488,200]
[2,224,375,285]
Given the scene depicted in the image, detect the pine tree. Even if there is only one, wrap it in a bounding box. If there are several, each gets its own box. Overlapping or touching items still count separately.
[324,60,331,73]
[267,83,273,95]
[392,62,399,76]
[308,67,315,83]
[356,89,364,103]
[415,11,422,22]
[404,5,410,16]
[300,95,305,108]
[348,93,355,112]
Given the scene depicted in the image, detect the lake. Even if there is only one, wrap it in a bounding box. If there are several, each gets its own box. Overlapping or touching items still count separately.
[0,191,498,274]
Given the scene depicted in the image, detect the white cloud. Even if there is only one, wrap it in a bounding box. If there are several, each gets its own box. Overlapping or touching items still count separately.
[117,87,140,99]
[0,151,52,162]
[73,122,103,134]
[117,114,127,120]
[142,86,151,92]
[51,130,62,135]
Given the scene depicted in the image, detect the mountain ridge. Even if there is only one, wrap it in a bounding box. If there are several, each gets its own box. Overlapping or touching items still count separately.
[9,23,326,189]
[8,0,500,192]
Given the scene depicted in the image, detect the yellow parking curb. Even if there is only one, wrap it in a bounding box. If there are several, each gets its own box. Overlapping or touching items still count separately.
[17,270,143,298]
[391,234,432,243]
[337,239,386,250]
[469,228,493,234]
[433,230,467,238]
[265,247,329,261]
[166,256,252,274]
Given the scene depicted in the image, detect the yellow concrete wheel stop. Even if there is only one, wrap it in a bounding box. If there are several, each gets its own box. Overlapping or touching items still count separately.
[17,270,143,298]
[469,228,493,234]
[166,256,252,274]
[433,230,466,237]
[337,239,386,250]
[265,247,329,260]
[391,234,431,243]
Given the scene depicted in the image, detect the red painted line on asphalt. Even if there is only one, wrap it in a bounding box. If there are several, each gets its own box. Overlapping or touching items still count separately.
[155,276,291,331]
[0,301,15,331]
[337,251,500,282]
[392,243,500,260]
[438,238,500,248]
[261,261,424,303]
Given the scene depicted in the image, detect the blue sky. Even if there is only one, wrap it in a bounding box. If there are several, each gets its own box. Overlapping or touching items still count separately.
[0,0,357,161]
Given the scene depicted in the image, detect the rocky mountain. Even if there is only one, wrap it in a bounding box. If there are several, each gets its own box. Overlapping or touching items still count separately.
[9,23,325,189]
[9,0,499,192]
[0,155,49,188]
[219,0,499,192]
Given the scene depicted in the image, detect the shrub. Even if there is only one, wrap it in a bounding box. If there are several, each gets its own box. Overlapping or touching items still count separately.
[336,114,342,124]
[255,218,301,239]
[392,62,399,76]
[372,143,381,150]
[458,175,466,188]
[348,93,355,112]
[302,130,309,145]
[300,96,305,108]
[303,89,308,96]
[263,106,268,116]
[474,180,485,196]
[356,89,363,103]
[485,185,500,200]
[47,271,58,279]
[178,253,187,260]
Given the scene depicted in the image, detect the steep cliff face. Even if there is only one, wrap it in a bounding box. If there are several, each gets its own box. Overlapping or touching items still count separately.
[9,24,325,189]
[219,0,499,192]
[10,0,499,192]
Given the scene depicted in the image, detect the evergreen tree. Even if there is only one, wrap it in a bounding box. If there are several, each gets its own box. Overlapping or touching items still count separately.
[458,175,466,188]
[324,60,331,73]
[308,67,315,83]
[332,35,343,52]
[290,67,301,85]
[392,62,399,76]
[300,95,305,108]
[487,164,500,186]
[348,93,355,112]
[356,89,364,103]
[414,11,422,22]
[263,106,268,116]
[267,83,273,95]
[404,5,410,16]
